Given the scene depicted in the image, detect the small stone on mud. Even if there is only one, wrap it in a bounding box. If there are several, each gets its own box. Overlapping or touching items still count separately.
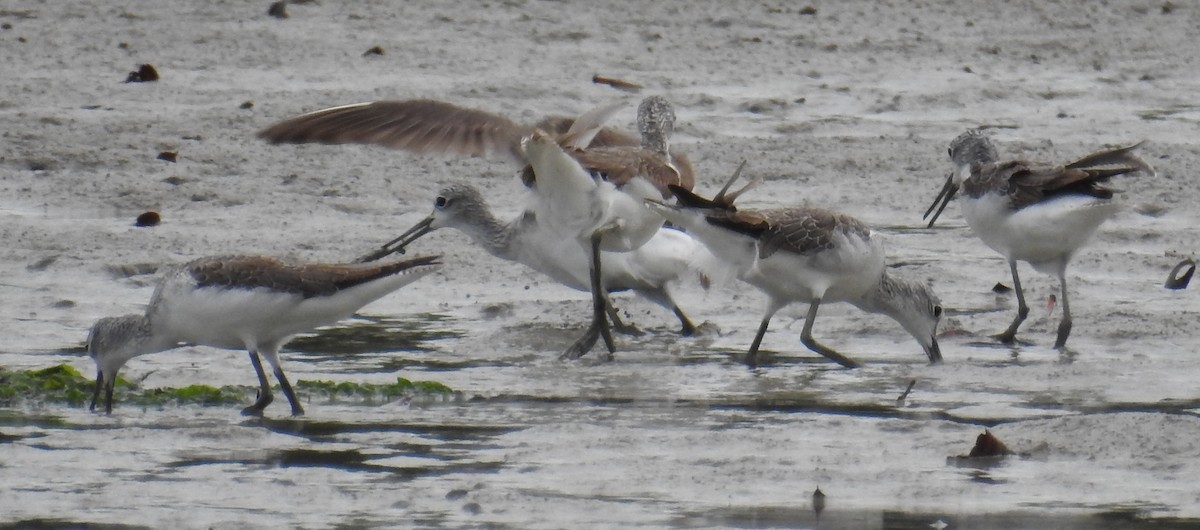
[268,1,288,19]
[967,429,1013,458]
[125,63,159,83]
[363,45,384,56]
[157,151,177,162]
[26,255,59,272]
[480,303,514,320]
[135,211,161,227]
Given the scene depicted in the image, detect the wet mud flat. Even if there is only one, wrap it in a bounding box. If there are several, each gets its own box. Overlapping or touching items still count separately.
[4,0,1200,527]
[4,312,1200,529]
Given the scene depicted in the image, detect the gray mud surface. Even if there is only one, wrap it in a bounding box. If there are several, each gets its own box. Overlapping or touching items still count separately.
[2,1,1199,528]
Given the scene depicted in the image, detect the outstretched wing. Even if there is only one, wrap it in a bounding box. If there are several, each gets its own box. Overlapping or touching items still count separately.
[259,99,530,161]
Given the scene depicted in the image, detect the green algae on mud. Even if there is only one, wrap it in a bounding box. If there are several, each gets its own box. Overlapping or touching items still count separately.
[296,377,459,404]
[0,364,111,408]
[0,364,458,410]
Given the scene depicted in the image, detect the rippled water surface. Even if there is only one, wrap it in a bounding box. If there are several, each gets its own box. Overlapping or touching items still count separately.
[5,311,1200,529]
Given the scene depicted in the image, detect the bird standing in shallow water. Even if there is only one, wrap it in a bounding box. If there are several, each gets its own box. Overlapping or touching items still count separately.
[260,95,695,359]
[924,130,1154,348]
[86,254,441,416]
[364,183,707,336]
[520,105,687,359]
[647,166,943,368]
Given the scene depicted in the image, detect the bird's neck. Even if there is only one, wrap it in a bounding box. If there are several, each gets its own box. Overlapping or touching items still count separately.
[641,130,670,158]
[134,316,181,356]
[456,207,520,261]
[850,270,903,316]
[95,315,178,378]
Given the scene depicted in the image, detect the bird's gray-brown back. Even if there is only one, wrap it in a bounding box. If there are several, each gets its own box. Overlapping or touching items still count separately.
[701,206,872,259]
[182,255,441,299]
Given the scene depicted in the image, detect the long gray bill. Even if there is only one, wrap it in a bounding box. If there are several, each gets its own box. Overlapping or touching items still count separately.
[926,337,943,364]
[355,216,435,263]
[923,173,958,228]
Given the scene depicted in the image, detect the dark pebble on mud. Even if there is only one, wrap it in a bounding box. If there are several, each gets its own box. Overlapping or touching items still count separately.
[136,211,161,227]
[125,63,159,83]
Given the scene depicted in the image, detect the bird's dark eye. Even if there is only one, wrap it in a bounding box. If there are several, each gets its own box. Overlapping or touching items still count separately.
[933,305,943,318]
[435,196,449,208]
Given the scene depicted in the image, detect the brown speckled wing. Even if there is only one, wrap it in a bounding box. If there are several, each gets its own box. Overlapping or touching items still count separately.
[1065,142,1154,176]
[258,100,529,161]
[967,159,1137,211]
[756,208,871,259]
[518,144,693,193]
[520,117,640,188]
[569,146,686,198]
[187,255,440,299]
[965,143,1153,211]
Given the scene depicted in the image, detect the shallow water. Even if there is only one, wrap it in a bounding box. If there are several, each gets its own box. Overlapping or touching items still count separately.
[4,312,1200,529]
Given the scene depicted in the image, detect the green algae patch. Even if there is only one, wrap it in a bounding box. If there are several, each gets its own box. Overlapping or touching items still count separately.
[0,364,457,410]
[138,384,248,408]
[296,377,461,405]
[0,364,125,408]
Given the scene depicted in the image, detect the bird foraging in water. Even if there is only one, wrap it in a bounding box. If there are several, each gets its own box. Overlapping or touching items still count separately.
[647,164,943,368]
[360,182,708,336]
[924,130,1154,348]
[520,112,688,359]
[86,254,441,416]
[260,95,695,359]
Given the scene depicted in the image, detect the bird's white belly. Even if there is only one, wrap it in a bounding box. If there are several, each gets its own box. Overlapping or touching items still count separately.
[156,284,348,351]
[594,178,664,252]
[963,193,1118,271]
[745,233,884,303]
[513,224,592,290]
[613,228,700,289]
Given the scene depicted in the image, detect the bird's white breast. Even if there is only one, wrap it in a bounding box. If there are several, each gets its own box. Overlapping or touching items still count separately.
[154,280,310,351]
[745,229,884,303]
[962,192,1118,271]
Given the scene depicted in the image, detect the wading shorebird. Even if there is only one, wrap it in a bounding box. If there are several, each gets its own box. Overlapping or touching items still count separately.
[647,165,944,368]
[262,96,693,360]
[86,254,441,416]
[923,130,1154,348]
[518,105,689,359]
[361,182,707,336]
